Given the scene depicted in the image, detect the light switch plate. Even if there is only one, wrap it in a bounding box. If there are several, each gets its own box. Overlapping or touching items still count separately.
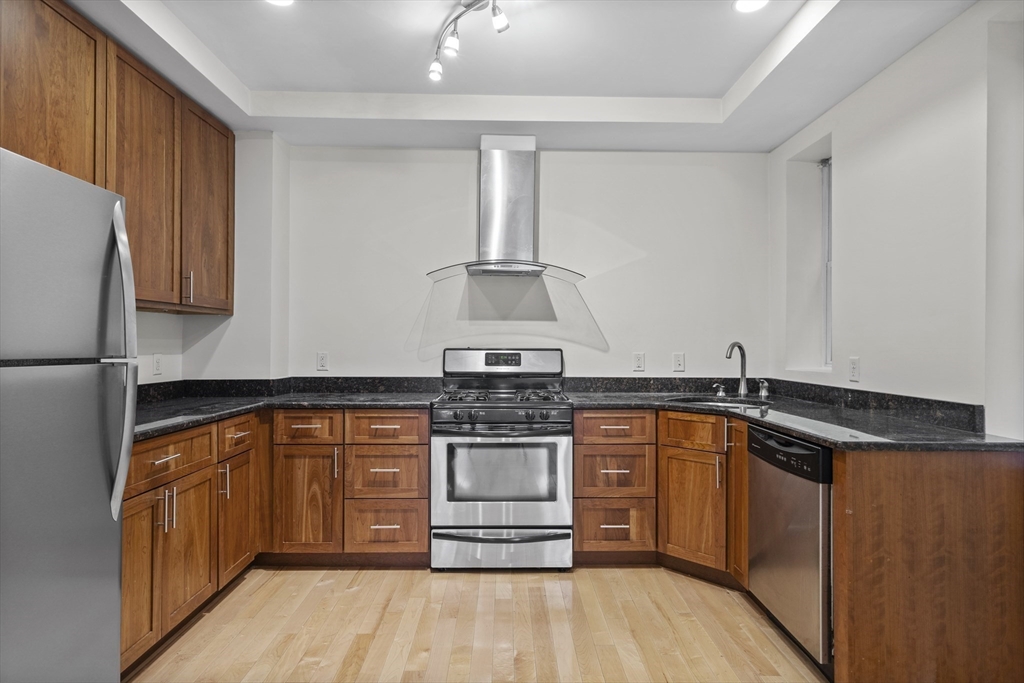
[672,352,685,372]
[152,354,162,376]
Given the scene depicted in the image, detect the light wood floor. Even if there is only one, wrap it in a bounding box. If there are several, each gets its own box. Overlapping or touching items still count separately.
[130,567,828,683]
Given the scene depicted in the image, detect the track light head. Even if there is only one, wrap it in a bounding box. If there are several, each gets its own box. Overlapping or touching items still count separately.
[428,58,443,81]
[443,25,460,57]
[491,2,509,33]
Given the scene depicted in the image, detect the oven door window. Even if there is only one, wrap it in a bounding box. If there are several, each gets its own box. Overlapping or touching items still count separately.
[447,442,557,502]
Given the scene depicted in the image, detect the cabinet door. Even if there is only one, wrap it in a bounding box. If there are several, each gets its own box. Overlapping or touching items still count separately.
[574,445,656,497]
[180,97,233,312]
[273,446,343,552]
[162,466,218,633]
[658,445,726,569]
[658,411,727,453]
[726,420,749,587]
[217,451,255,587]
[105,43,180,305]
[1,0,106,184]
[120,490,164,670]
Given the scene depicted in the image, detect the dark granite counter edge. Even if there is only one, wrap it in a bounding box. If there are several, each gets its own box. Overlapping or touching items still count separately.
[134,393,1023,452]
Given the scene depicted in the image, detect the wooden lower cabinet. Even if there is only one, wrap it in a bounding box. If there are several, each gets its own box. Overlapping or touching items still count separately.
[343,499,428,553]
[161,466,218,633]
[273,445,343,552]
[217,450,255,587]
[726,419,749,587]
[344,445,428,499]
[120,490,164,670]
[658,410,727,453]
[658,445,727,570]
[574,498,656,551]
[574,444,656,497]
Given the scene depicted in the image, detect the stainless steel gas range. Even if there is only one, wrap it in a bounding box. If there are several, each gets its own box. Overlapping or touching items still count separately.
[430,349,573,569]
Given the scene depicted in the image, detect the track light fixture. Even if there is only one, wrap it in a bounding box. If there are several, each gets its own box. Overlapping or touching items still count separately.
[428,0,509,82]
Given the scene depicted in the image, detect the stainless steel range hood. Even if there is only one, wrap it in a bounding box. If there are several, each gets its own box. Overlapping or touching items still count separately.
[428,135,584,283]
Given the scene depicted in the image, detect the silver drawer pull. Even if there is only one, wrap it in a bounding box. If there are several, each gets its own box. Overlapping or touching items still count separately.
[152,453,181,466]
[370,524,401,529]
[229,431,251,439]
[599,425,630,429]
[600,469,631,474]
[600,524,630,529]
[369,425,401,429]
[369,468,401,473]
[291,424,322,429]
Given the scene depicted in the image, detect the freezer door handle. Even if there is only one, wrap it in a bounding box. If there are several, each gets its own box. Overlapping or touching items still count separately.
[109,360,137,521]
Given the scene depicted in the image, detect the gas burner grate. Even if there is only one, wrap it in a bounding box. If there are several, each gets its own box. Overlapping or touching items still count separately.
[515,390,563,402]
[443,390,490,402]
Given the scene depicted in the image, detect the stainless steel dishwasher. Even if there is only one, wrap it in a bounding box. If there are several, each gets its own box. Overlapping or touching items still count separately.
[747,425,832,666]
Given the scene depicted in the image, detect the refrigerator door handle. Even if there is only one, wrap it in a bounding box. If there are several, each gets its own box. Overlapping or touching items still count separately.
[108,360,137,521]
[112,201,137,358]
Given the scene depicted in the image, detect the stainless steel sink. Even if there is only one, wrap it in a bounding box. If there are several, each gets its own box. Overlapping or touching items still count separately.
[663,397,768,409]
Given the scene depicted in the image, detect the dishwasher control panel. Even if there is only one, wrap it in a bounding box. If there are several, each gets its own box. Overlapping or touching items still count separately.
[748,426,832,483]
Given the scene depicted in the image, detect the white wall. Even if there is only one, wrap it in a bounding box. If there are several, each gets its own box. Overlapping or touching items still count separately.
[769,0,999,408]
[985,19,1024,438]
[286,148,770,378]
[137,312,183,383]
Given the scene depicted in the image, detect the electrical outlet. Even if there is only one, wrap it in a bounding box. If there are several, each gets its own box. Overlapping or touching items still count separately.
[316,352,329,372]
[633,352,645,372]
[152,354,163,376]
[672,352,685,372]
[849,356,860,382]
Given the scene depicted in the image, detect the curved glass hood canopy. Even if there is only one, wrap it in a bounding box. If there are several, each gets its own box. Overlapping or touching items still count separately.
[426,135,585,283]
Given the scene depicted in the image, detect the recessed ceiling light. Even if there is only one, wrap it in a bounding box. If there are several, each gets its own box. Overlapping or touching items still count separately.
[734,0,769,12]
[266,0,294,6]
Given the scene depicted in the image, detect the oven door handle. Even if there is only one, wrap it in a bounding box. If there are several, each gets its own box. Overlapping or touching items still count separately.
[431,426,572,437]
[432,531,572,544]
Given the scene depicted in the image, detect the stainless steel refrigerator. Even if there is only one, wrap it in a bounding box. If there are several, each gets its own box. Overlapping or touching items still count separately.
[0,149,137,682]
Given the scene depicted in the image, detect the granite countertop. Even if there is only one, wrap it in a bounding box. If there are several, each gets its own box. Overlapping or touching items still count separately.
[134,391,1023,451]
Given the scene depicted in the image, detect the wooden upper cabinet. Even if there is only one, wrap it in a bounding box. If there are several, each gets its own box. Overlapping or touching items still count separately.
[106,43,180,305]
[1,0,106,184]
[574,410,656,444]
[658,445,727,570]
[658,411,727,453]
[273,445,343,552]
[180,97,233,312]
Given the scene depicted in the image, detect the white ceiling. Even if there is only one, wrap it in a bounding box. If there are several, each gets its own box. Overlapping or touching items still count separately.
[69,0,978,151]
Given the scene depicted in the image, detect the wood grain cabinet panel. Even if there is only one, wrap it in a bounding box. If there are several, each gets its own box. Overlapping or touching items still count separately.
[658,445,726,570]
[574,444,656,497]
[180,97,233,312]
[343,499,428,553]
[658,411,727,453]
[574,498,656,552]
[344,445,428,499]
[273,445,343,552]
[1,0,106,185]
[726,419,749,588]
[105,42,180,306]
[219,412,256,460]
[217,450,255,587]
[574,410,656,444]
[125,423,215,498]
[161,466,218,634]
[345,410,428,445]
[274,410,344,445]
[120,490,163,670]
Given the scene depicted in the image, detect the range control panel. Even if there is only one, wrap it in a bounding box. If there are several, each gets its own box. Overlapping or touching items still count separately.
[485,352,521,367]
[748,425,832,484]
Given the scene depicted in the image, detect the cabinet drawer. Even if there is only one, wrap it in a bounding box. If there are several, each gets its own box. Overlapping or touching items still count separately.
[344,500,428,553]
[125,424,215,498]
[219,413,256,460]
[344,446,428,499]
[574,498,656,552]
[345,410,428,445]
[658,411,727,453]
[274,410,344,444]
[574,445,656,497]
[574,410,656,444]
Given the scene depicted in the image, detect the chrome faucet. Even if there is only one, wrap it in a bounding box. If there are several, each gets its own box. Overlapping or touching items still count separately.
[726,341,747,398]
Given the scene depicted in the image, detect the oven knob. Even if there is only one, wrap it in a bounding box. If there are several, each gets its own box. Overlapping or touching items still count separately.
[539,410,550,420]
[469,410,480,421]
[525,410,536,421]
[453,410,464,420]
